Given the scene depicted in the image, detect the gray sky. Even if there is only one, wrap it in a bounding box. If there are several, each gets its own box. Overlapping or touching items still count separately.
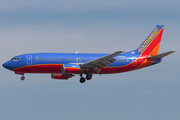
[0,0,179,120]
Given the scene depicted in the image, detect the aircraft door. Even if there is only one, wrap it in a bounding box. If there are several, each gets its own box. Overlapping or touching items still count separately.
[76,57,81,63]
[27,55,32,65]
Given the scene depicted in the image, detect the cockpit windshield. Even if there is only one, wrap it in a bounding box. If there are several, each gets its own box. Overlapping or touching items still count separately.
[11,57,20,61]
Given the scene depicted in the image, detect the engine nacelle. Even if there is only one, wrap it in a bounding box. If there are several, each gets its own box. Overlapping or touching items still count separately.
[61,64,82,74]
[51,73,74,80]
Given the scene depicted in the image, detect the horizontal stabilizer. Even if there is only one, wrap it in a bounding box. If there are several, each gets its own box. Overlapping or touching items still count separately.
[147,51,176,60]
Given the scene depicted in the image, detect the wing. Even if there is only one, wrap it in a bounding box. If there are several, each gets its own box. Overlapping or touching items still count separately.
[80,51,124,72]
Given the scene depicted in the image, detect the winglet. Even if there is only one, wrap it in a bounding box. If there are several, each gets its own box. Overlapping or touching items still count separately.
[147,50,176,60]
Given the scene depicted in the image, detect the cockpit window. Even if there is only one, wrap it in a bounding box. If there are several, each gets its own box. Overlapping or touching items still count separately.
[11,57,20,61]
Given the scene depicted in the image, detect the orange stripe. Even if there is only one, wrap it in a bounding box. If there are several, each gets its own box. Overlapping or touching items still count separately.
[151,42,161,56]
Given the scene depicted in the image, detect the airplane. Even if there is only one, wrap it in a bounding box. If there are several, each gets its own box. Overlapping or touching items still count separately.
[2,25,176,83]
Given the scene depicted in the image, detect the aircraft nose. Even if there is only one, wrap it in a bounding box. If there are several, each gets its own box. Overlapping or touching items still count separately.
[3,62,7,68]
[2,61,11,70]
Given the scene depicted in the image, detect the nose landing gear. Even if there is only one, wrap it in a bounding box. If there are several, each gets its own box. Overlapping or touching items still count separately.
[21,75,25,80]
[14,72,25,81]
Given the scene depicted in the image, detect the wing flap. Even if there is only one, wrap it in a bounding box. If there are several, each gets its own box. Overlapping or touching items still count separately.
[148,50,176,60]
[98,58,116,67]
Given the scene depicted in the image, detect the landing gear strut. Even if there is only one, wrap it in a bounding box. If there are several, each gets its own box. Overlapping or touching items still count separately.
[21,75,25,80]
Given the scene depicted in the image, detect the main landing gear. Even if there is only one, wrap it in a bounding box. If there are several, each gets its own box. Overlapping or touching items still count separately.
[86,74,92,80]
[79,74,92,83]
[80,77,86,83]
[21,75,25,81]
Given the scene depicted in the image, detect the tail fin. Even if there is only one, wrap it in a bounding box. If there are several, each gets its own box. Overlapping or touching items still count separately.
[135,25,164,56]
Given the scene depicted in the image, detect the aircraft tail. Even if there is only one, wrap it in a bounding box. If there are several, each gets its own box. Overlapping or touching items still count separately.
[135,25,164,56]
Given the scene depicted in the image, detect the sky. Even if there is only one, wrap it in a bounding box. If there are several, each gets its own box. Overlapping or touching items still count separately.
[0,0,179,120]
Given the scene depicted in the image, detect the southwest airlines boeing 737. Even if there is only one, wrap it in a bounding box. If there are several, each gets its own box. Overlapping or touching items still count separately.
[2,25,176,83]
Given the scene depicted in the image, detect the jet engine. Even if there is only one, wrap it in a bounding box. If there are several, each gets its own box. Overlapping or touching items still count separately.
[61,64,82,74]
[51,73,74,80]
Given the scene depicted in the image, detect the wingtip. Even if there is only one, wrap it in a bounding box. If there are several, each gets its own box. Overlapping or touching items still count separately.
[116,51,125,53]
[170,50,177,53]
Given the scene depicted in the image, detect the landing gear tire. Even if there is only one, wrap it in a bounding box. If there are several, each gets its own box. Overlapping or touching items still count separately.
[86,75,92,80]
[21,76,25,81]
[80,77,86,83]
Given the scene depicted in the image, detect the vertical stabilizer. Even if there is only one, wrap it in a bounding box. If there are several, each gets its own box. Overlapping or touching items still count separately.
[135,25,164,56]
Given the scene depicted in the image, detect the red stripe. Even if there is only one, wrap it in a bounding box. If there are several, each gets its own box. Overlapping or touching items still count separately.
[13,64,63,73]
